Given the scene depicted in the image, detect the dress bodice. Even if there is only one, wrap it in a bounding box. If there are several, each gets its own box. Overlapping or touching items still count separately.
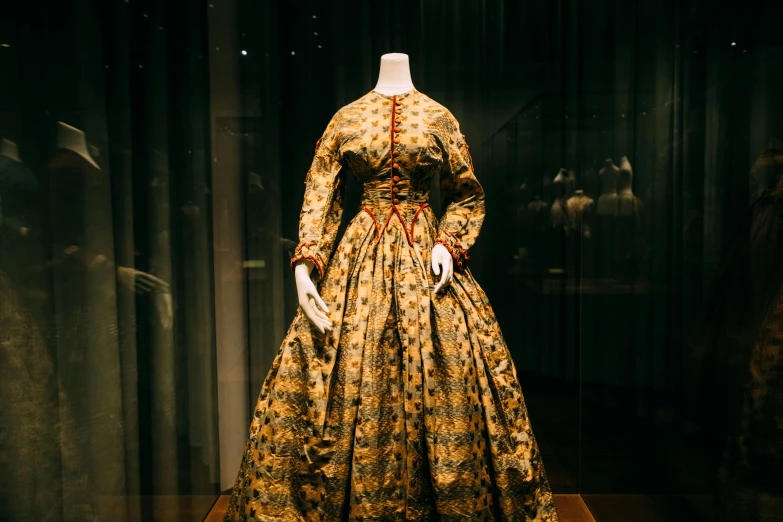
[290,88,485,278]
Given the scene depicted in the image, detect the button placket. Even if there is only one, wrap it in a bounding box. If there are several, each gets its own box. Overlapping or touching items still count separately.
[390,95,402,205]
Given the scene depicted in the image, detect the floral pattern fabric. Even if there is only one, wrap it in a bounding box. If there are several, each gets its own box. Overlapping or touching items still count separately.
[225,87,559,521]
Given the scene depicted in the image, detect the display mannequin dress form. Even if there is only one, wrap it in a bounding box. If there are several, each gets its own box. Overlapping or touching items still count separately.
[614,156,642,276]
[616,156,639,216]
[549,169,569,229]
[225,53,559,521]
[566,168,577,199]
[566,189,595,239]
[0,138,39,290]
[292,53,455,332]
[597,158,620,216]
[546,169,569,270]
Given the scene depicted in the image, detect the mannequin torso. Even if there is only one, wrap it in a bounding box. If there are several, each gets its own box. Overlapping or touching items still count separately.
[597,158,620,216]
[617,156,639,216]
[293,53,453,332]
[566,189,595,238]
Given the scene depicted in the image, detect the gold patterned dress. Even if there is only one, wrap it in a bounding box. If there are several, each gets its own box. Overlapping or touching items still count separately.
[225,87,559,521]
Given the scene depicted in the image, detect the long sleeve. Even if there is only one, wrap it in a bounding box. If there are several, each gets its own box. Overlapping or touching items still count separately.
[436,112,486,271]
[289,111,346,279]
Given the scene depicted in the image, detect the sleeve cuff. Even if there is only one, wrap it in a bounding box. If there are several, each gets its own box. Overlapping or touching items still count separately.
[435,230,470,271]
[289,242,326,279]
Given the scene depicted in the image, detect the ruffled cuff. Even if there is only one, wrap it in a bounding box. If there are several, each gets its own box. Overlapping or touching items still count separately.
[435,230,470,271]
[289,241,325,279]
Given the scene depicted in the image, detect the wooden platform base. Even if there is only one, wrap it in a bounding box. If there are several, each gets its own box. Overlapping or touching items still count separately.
[205,494,595,522]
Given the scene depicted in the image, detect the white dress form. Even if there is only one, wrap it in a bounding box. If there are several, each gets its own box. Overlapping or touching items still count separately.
[566,189,596,239]
[617,156,639,216]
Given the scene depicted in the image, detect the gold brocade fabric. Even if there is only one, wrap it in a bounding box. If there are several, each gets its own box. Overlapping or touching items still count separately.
[224,88,559,521]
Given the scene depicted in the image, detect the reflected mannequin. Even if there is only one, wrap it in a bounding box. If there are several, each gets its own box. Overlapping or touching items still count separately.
[0,138,35,238]
[550,168,569,229]
[0,138,40,298]
[293,53,453,333]
[54,122,173,323]
[597,158,620,216]
[617,156,640,216]
[566,189,596,239]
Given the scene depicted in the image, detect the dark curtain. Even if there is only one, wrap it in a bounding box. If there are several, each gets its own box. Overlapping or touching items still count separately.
[0,0,220,520]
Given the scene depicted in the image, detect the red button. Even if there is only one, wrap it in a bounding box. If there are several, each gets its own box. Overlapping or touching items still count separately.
[392,187,400,193]
[393,163,400,169]
[393,176,400,181]
[394,127,402,132]
[392,198,400,204]
[393,150,401,156]
[394,138,401,144]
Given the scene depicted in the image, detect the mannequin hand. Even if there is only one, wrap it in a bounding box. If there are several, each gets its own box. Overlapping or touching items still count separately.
[294,259,332,334]
[431,243,454,294]
[117,266,171,294]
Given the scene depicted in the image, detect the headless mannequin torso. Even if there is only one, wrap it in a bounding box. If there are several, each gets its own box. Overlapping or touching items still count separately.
[294,53,454,333]
[617,156,639,216]
[597,158,620,216]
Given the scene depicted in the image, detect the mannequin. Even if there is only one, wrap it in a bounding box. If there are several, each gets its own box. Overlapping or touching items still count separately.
[528,195,549,226]
[50,122,171,314]
[293,52,453,333]
[597,158,620,215]
[566,168,577,199]
[226,53,560,521]
[566,189,595,239]
[549,168,569,229]
[55,121,100,169]
[0,138,21,162]
[613,156,643,277]
[0,138,36,236]
[617,155,640,216]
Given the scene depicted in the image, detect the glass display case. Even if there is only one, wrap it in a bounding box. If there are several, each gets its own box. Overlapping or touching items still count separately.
[1,0,781,521]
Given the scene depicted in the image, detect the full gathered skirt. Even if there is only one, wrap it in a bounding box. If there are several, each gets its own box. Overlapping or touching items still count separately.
[224,205,559,521]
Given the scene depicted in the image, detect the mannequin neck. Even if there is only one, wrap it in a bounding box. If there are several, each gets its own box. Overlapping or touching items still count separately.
[373,53,414,95]
[0,139,21,162]
[55,121,100,169]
